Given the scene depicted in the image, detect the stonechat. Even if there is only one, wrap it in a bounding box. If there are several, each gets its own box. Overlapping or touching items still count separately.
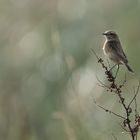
[102,30,134,73]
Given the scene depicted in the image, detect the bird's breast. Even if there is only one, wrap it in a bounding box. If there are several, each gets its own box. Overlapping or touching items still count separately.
[103,41,109,55]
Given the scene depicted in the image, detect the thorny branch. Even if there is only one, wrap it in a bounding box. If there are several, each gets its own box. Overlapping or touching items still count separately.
[91,48,140,140]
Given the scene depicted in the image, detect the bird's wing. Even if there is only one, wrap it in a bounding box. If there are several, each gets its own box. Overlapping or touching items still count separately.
[107,41,128,63]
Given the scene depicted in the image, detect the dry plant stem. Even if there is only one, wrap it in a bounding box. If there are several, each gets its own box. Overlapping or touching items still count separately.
[109,64,117,71]
[114,64,119,79]
[111,87,135,140]
[90,48,139,140]
[134,86,138,140]
[112,133,118,140]
[119,123,130,132]
[128,82,140,108]
[94,100,126,120]
[133,87,137,115]
[96,75,110,89]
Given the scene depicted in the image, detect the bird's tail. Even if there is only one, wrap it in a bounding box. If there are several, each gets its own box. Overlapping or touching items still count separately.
[125,63,134,73]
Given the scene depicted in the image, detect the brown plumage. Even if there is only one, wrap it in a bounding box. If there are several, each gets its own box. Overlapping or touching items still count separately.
[102,30,134,73]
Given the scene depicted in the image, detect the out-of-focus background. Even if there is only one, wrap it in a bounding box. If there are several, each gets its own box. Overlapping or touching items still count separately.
[0,0,140,140]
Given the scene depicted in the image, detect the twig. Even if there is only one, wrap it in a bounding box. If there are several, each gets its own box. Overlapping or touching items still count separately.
[119,123,130,132]
[107,59,111,69]
[128,80,140,108]
[111,133,118,140]
[96,75,110,89]
[91,48,139,140]
[119,73,127,89]
[132,87,138,116]
[90,48,100,60]
[93,99,126,120]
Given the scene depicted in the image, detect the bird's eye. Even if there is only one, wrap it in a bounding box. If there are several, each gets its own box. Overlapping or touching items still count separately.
[110,33,116,36]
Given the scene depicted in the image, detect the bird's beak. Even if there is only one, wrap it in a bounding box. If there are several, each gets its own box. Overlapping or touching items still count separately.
[102,32,106,35]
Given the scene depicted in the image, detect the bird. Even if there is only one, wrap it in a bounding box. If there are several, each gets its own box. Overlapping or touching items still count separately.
[102,30,134,73]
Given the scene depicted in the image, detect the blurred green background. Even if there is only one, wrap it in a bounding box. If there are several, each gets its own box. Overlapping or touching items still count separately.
[0,0,140,140]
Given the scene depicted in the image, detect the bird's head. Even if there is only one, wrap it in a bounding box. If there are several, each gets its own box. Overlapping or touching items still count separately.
[102,30,119,40]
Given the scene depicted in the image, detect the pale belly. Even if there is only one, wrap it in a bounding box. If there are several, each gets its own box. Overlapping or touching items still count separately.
[103,42,123,64]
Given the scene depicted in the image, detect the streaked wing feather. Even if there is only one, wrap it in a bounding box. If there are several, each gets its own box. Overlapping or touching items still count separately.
[107,41,128,63]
